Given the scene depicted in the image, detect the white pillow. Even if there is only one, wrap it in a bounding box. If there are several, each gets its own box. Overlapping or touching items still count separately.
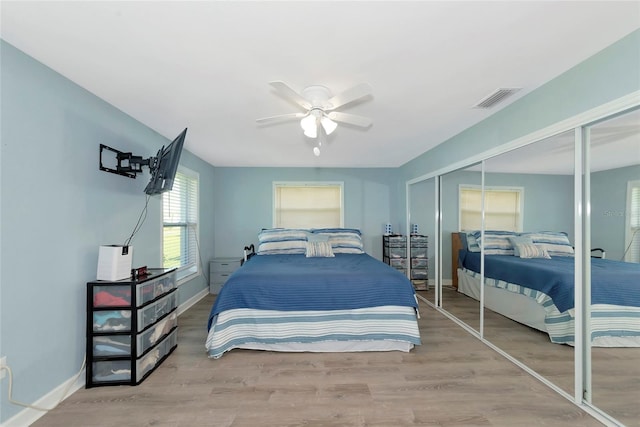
[508,235,533,257]
[306,241,335,258]
[516,243,551,259]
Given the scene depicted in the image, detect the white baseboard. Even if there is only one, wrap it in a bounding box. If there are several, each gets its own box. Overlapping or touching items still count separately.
[1,369,85,427]
[177,287,208,316]
[2,288,207,427]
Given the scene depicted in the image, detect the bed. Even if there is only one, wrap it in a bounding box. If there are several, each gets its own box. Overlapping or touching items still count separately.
[454,231,640,347]
[205,228,421,359]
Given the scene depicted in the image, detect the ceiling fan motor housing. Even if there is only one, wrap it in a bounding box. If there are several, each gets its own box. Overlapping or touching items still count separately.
[302,85,333,110]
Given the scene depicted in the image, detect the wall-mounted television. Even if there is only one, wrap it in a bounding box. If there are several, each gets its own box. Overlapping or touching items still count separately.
[144,128,187,195]
[99,128,188,196]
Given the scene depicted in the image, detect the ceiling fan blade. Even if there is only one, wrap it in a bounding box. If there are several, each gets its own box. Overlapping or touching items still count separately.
[327,111,372,128]
[269,81,312,110]
[327,83,372,110]
[256,112,307,124]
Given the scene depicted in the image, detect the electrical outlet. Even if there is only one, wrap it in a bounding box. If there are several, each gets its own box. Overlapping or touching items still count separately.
[0,356,6,380]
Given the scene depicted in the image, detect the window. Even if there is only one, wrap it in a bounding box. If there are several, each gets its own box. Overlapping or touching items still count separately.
[273,182,344,228]
[163,167,199,282]
[625,180,640,263]
[459,185,524,231]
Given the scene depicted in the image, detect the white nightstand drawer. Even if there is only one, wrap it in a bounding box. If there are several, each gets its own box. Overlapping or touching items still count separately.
[211,258,241,273]
[212,271,234,284]
[209,257,241,294]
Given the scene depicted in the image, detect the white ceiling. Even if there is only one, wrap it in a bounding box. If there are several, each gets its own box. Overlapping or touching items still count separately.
[1,1,639,168]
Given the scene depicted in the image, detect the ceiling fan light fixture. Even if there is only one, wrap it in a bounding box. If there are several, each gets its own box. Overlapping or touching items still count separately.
[258,81,373,154]
[320,116,337,135]
[300,114,317,138]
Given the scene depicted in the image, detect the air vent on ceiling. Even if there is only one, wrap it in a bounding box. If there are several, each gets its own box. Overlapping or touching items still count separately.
[473,88,522,109]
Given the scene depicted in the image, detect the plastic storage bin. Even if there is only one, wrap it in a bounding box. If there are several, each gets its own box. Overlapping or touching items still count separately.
[137,311,178,356]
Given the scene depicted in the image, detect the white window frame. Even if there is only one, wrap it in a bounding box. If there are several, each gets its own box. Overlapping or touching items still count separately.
[625,179,640,263]
[162,166,200,284]
[272,181,345,229]
[458,184,524,232]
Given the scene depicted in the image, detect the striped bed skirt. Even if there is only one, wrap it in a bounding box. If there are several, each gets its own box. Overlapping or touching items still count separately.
[461,267,640,347]
[206,306,421,359]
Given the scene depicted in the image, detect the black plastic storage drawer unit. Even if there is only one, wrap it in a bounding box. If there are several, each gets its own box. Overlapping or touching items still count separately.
[86,268,177,388]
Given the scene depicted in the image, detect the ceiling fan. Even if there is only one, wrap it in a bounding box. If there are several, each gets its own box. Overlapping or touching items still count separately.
[256,81,373,156]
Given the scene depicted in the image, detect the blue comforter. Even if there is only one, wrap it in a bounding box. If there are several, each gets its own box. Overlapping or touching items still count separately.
[208,253,417,330]
[461,251,640,312]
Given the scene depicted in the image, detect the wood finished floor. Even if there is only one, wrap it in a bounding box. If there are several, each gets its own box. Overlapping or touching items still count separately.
[32,293,607,427]
[438,286,640,427]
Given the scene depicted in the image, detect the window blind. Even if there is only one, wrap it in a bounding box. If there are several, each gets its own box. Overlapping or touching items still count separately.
[460,186,523,232]
[163,169,199,279]
[274,183,343,229]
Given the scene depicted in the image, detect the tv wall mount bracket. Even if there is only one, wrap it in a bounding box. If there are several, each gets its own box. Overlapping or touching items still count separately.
[99,144,157,179]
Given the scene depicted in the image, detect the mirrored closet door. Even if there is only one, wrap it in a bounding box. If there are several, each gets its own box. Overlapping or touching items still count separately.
[440,163,482,331]
[481,131,576,397]
[586,107,640,427]
[408,177,436,304]
[419,98,639,427]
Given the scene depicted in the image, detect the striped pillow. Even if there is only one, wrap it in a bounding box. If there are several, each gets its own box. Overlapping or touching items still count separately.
[521,231,574,257]
[306,241,335,258]
[471,230,517,256]
[257,228,308,255]
[312,228,364,254]
[464,231,481,252]
[516,243,551,259]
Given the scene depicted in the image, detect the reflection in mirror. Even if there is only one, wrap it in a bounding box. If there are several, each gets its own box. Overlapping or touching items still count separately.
[441,163,482,331]
[588,108,640,427]
[408,178,436,304]
[480,131,576,396]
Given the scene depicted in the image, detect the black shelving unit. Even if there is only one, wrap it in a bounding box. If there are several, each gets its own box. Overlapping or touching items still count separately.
[409,235,429,290]
[383,234,429,291]
[86,268,178,388]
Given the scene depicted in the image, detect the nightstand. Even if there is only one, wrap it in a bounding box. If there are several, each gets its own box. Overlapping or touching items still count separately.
[209,257,241,294]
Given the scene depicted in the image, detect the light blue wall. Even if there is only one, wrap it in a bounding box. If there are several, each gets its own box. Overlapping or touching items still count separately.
[592,165,640,261]
[212,167,397,260]
[0,41,214,422]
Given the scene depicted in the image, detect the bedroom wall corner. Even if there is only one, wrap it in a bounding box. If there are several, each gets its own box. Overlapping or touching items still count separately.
[0,40,216,424]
